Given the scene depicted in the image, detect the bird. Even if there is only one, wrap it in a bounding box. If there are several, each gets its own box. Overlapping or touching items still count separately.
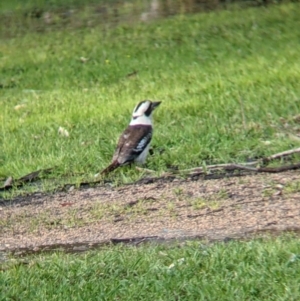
[101,100,161,175]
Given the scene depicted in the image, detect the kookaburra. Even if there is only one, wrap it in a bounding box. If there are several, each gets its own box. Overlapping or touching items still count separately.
[101,100,161,175]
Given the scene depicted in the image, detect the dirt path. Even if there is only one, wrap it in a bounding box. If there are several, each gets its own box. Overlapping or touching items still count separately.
[1,171,300,254]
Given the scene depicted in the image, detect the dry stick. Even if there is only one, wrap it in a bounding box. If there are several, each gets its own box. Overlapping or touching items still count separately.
[135,166,156,173]
[136,161,300,186]
[139,149,300,184]
[2,148,300,192]
[258,162,300,173]
[180,147,300,174]
[181,162,300,177]
[262,147,300,163]
[0,168,54,191]
[180,162,258,174]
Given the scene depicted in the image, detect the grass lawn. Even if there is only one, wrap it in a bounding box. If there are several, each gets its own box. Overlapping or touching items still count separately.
[1,4,300,299]
[1,2,300,191]
[1,236,300,300]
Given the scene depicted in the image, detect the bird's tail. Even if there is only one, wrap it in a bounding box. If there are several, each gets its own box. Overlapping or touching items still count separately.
[100,161,120,175]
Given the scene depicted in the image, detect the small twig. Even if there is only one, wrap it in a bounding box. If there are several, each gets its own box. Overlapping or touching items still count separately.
[135,166,155,173]
[224,164,258,172]
[180,162,258,175]
[0,168,54,191]
[134,161,300,185]
[258,162,300,173]
[262,147,300,163]
[179,147,300,175]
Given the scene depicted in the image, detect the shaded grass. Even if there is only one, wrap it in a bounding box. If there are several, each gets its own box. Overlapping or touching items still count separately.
[1,236,300,300]
[0,0,98,11]
[1,3,300,192]
[0,0,151,39]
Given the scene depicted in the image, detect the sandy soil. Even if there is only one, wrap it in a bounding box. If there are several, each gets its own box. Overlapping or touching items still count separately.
[1,171,300,254]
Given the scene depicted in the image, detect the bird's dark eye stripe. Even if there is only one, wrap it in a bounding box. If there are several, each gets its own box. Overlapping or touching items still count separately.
[144,105,152,117]
[134,101,145,113]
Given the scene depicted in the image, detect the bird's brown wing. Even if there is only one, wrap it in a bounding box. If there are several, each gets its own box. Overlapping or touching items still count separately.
[113,125,152,165]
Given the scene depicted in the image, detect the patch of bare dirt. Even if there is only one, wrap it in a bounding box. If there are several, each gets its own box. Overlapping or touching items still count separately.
[1,171,300,254]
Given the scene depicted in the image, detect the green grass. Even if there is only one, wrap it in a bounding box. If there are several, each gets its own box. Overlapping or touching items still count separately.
[1,3,300,192]
[0,0,151,39]
[1,236,300,300]
[0,0,98,11]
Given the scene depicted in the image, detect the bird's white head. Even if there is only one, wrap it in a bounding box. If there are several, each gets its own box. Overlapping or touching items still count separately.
[130,100,161,126]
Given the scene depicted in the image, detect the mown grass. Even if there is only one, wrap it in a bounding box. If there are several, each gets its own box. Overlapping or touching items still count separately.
[1,236,300,300]
[1,2,300,193]
[0,0,97,11]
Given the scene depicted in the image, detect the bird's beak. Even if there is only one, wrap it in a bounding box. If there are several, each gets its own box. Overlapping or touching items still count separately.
[151,101,161,110]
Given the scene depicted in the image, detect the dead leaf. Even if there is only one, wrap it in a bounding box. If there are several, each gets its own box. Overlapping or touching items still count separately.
[4,176,13,187]
[14,104,26,110]
[58,126,69,137]
[80,57,89,63]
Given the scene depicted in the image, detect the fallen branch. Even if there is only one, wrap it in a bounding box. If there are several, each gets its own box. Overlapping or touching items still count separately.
[180,163,258,175]
[262,147,300,163]
[258,162,300,173]
[2,147,300,193]
[181,162,300,176]
[0,168,54,191]
[134,161,300,186]
[179,147,300,175]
